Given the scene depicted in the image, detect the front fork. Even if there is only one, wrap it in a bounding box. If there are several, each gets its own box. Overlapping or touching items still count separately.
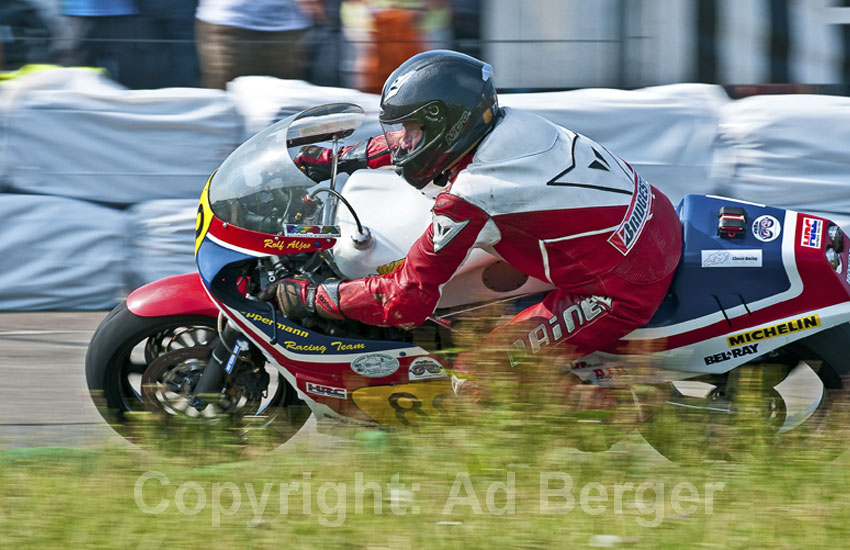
[191,319,248,409]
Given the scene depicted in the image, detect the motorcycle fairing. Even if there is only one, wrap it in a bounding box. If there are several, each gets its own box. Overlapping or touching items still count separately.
[196,179,339,258]
[194,238,453,422]
[573,302,850,386]
[196,237,426,360]
[214,296,452,422]
[627,196,850,348]
[196,226,453,422]
[646,195,792,329]
[573,195,850,383]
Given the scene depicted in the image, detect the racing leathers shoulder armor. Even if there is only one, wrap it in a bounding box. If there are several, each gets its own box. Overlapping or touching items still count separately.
[335,108,683,331]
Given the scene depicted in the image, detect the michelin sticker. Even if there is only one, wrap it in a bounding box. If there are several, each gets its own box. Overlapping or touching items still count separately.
[351,353,400,378]
[751,215,781,243]
[701,249,763,268]
[408,357,447,380]
[726,314,820,347]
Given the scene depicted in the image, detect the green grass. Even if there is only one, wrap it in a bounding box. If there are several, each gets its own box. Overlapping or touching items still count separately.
[2,404,850,550]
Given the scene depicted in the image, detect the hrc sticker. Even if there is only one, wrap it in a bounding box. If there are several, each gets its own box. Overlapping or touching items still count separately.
[751,215,781,243]
[800,217,823,249]
[305,382,347,400]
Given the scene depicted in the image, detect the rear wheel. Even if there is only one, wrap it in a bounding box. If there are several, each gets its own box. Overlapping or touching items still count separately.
[85,302,310,454]
[639,324,850,464]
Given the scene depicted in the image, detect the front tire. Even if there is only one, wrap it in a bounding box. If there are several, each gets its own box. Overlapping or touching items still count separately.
[85,302,310,452]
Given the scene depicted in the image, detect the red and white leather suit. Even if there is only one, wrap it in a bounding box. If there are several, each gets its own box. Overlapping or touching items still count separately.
[335,108,682,380]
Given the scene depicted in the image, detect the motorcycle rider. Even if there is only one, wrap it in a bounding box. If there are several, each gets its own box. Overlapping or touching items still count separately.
[270,50,683,401]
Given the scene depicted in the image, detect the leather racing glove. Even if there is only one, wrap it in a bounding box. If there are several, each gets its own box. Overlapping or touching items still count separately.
[260,278,345,320]
[294,141,369,183]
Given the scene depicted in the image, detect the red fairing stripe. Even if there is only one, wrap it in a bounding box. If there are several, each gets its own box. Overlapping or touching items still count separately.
[207,216,336,255]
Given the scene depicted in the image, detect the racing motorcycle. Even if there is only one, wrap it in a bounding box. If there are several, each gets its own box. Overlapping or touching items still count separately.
[86,103,850,462]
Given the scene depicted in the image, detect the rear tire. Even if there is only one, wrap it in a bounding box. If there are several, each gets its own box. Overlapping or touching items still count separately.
[639,323,850,464]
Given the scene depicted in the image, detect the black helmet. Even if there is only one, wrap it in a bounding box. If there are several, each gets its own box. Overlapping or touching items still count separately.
[379,50,499,189]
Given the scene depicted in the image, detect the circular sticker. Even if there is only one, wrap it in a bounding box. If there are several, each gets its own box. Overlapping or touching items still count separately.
[351,353,400,378]
[752,215,781,242]
[408,357,447,380]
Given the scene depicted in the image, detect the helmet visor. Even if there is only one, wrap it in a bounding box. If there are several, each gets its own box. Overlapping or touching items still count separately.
[380,119,427,165]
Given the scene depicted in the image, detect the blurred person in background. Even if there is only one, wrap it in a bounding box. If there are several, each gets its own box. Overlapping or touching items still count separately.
[136,0,200,88]
[340,0,451,93]
[448,0,479,58]
[58,0,146,87]
[195,0,313,90]
[269,50,683,403]
[1,0,56,70]
[296,0,347,87]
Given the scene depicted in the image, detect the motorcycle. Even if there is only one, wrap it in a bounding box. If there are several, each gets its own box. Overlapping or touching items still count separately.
[86,103,850,462]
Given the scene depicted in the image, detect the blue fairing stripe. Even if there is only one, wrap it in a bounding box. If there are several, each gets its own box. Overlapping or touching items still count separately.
[196,238,254,287]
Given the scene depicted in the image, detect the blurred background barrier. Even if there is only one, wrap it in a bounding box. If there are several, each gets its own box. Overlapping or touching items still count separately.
[713,93,850,229]
[0,68,243,205]
[125,199,200,291]
[500,83,731,207]
[0,193,127,310]
[0,68,849,310]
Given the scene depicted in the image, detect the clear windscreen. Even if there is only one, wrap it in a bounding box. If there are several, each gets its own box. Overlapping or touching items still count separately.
[208,103,365,235]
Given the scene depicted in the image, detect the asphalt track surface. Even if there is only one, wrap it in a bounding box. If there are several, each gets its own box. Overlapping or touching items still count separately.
[0,311,339,451]
[0,311,823,454]
[0,311,117,448]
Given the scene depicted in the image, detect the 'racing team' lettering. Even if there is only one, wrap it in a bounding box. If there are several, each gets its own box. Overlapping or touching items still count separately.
[726,315,821,347]
[281,341,368,354]
[284,341,327,353]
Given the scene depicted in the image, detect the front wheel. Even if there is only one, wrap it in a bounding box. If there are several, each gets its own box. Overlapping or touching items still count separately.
[85,302,310,454]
